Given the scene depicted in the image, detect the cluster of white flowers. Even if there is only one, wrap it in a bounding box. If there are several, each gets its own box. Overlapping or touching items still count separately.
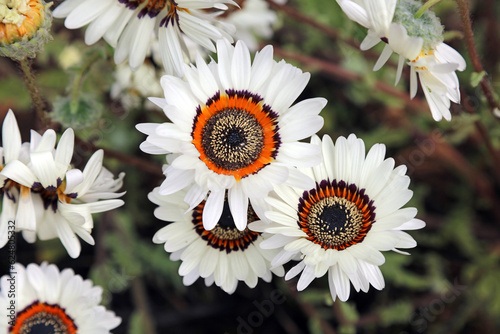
[53,0,237,76]
[0,110,125,258]
[107,0,286,108]
[337,0,466,121]
[5,0,478,330]
[138,40,424,299]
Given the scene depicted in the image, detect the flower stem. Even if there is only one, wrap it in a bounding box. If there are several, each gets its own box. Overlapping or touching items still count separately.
[456,0,500,115]
[272,46,428,110]
[460,88,500,187]
[264,0,387,64]
[415,0,442,19]
[18,57,48,126]
[70,49,104,114]
[74,136,162,176]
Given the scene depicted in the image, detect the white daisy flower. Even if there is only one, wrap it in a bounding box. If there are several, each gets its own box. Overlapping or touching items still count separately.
[0,110,30,248]
[0,262,121,333]
[407,43,466,121]
[150,186,284,294]
[137,39,326,231]
[336,0,422,69]
[250,134,425,302]
[337,0,466,121]
[0,122,125,258]
[336,0,399,53]
[52,0,235,76]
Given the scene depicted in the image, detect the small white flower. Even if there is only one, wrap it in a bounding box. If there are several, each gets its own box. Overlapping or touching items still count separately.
[337,0,466,121]
[336,0,396,48]
[137,40,325,231]
[150,187,284,294]
[53,0,235,76]
[408,43,467,121]
[0,111,125,258]
[0,262,121,333]
[250,134,425,302]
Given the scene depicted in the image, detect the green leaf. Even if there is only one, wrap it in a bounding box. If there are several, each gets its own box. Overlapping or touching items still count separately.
[339,325,356,334]
[128,310,147,334]
[470,71,487,87]
[339,302,359,323]
[308,317,323,334]
[379,300,413,326]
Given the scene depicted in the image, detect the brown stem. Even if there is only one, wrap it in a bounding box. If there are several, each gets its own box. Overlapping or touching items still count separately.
[131,277,158,334]
[332,302,349,328]
[272,46,428,110]
[266,0,349,45]
[456,0,500,114]
[461,88,500,186]
[75,137,162,176]
[283,282,337,334]
[265,0,386,64]
[18,58,49,127]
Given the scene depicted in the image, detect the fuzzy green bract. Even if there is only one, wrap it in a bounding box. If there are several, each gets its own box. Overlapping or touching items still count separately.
[393,0,444,49]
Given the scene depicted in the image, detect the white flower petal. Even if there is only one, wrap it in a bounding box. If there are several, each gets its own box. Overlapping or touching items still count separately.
[202,189,225,230]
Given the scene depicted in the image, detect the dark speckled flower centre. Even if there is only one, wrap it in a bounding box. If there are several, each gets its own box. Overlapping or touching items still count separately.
[191,90,280,181]
[201,109,264,172]
[298,179,376,250]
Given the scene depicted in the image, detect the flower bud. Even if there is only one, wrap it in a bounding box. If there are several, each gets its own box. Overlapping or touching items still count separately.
[0,0,52,60]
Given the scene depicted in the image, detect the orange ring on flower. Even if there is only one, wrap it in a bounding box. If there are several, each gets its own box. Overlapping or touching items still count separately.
[192,199,261,253]
[297,179,376,250]
[10,301,77,334]
[191,90,280,181]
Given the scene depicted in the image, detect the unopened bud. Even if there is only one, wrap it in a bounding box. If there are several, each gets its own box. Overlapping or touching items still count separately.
[0,0,52,60]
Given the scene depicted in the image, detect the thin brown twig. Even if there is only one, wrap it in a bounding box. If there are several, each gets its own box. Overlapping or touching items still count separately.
[283,282,337,334]
[131,277,158,334]
[272,46,428,111]
[456,0,500,114]
[18,58,49,127]
[265,0,385,64]
[332,302,349,328]
[266,0,352,46]
[460,88,500,186]
[75,136,162,176]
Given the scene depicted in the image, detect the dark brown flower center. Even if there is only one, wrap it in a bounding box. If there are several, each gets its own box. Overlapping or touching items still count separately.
[192,90,280,181]
[297,180,376,250]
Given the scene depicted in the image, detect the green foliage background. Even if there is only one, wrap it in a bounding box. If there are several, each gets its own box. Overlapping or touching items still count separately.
[1,0,500,333]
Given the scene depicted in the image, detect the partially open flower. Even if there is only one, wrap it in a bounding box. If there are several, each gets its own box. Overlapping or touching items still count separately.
[336,0,466,121]
[0,0,52,60]
[0,110,126,258]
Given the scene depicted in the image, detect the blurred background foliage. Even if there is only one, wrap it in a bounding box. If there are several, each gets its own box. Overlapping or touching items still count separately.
[1,0,500,333]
